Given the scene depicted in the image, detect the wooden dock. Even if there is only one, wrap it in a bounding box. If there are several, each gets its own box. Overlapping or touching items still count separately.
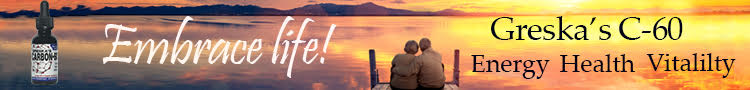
[373,83,459,90]
[369,49,460,90]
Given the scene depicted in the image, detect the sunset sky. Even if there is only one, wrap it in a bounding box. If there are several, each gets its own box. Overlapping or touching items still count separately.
[2,0,750,14]
[2,1,750,89]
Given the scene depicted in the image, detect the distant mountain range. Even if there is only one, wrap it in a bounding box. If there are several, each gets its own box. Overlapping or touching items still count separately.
[0,2,473,18]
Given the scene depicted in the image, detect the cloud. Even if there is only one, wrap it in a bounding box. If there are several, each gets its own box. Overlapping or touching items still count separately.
[390,0,406,4]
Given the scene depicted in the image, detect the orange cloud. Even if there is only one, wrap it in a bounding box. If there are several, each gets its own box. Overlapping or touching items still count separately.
[3,0,750,14]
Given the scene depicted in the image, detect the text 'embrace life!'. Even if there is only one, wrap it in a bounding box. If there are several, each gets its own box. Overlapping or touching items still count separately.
[102,16,337,78]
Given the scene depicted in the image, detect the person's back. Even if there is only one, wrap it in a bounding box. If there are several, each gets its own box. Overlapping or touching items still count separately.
[391,40,420,90]
[391,54,418,89]
[415,38,445,89]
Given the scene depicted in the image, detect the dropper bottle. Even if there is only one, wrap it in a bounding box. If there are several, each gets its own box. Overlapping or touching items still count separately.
[31,0,58,85]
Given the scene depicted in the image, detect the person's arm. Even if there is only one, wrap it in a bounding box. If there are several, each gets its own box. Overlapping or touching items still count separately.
[391,55,400,75]
[392,56,420,77]
[442,64,445,72]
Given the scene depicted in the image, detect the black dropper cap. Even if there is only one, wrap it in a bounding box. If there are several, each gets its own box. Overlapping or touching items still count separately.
[36,0,53,31]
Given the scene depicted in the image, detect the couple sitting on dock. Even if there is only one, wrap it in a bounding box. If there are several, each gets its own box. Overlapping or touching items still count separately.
[391,38,446,90]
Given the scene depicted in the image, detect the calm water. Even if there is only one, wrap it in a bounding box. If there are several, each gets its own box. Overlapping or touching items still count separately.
[0,15,749,90]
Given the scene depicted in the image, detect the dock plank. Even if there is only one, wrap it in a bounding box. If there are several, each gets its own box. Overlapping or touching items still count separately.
[373,84,459,90]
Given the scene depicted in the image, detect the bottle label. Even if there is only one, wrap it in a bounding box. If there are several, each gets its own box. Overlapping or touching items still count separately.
[31,44,57,81]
